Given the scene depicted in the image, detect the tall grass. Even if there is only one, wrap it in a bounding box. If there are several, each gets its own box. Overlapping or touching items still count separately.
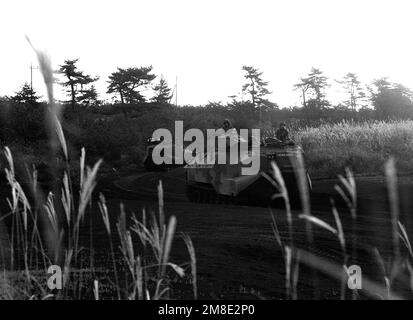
[267,152,413,300]
[0,145,197,299]
[295,120,413,177]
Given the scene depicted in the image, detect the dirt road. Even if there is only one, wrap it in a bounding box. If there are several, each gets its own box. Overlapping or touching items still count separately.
[93,168,413,299]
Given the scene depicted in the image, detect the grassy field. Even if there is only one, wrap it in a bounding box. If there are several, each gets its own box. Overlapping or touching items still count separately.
[295,120,413,178]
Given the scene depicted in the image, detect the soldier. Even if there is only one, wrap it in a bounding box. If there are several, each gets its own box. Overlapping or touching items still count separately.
[276,122,290,143]
[216,119,237,136]
[207,119,238,154]
[211,119,237,141]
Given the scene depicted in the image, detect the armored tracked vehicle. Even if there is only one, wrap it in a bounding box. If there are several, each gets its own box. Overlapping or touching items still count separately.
[185,136,309,205]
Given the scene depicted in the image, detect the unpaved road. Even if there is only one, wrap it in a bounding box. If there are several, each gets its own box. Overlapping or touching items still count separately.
[93,168,413,299]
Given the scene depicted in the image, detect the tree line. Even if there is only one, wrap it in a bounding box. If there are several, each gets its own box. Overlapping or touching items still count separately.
[57,59,173,108]
[4,59,173,108]
[239,66,413,120]
[5,59,413,120]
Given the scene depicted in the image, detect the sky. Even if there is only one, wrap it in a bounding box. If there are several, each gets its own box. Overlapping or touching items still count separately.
[1,0,413,107]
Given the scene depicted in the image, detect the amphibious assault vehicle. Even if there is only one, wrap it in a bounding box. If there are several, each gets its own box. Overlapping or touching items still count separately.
[185,136,309,205]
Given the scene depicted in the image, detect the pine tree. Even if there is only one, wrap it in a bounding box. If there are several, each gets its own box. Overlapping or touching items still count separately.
[151,76,172,104]
[59,59,99,108]
[294,67,330,110]
[241,66,274,122]
[77,85,100,107]
[11,83,41,105]
[242,66,271,107]
[107,66,156,104]
[337,73,366,112]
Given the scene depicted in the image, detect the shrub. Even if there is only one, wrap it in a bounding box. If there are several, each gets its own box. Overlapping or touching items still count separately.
[0,101,48,143]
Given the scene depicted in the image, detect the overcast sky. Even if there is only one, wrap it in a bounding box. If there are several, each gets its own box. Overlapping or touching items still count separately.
[1,0,413,107]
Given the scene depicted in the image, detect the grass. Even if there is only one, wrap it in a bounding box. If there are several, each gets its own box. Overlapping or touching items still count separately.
[267,154,413,300]
[295,120,413,178]
[0,137,197,300]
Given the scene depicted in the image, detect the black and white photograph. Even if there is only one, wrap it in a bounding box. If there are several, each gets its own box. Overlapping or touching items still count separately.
[1,0,413,309]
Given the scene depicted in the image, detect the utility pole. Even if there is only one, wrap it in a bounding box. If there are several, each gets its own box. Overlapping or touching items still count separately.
[30,64,39,91]
[175,76,178,107]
